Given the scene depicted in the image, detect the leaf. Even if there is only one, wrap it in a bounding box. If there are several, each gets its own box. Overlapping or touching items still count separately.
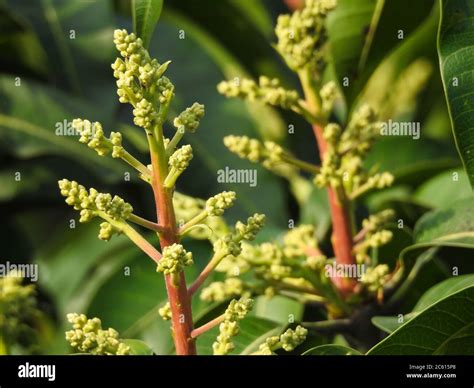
[368,286,474,355]
[438,0,474,187]
[414,273,474,311]
[401,196,474,260]
[253,295,304,325]
[371,313,417,334]
[0,75,126,179]
[303,344,361,355]
[5,0,116,110]
[414,169,472,208]
[133,0,163,49]
[196,316,284,355]
[328,0,435,106]
[122,339,154,355]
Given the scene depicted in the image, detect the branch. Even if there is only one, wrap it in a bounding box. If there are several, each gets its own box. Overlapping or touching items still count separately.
[191,315,225,339]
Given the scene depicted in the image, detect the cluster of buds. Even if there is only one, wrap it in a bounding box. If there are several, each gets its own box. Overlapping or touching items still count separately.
[112,29,172,111]
[73,119,124,158]
[65,313,130,355]
[223,135,287,170]
[314,105,394,199]
[205,191,237,217]
[58,179,133,240]
[200,278,246,302]
[354,210,395,264]
[156,244,193,279]
[360,264,390,294]
[275,0,336,73]
[213,298,253,355]
[212,213,266,261]
[0,272,40,352]
[257,326,308,355]
[173,103,205,133]
[218,76,300,110]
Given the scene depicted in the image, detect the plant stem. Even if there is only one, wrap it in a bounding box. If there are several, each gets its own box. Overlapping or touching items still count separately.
[299,70,357,295]
[120,150,151,178]
[149,125,196,355]
[188,252,224,296]
[97,212,162,264]
[190,315,225,339]
[129,214,164,232]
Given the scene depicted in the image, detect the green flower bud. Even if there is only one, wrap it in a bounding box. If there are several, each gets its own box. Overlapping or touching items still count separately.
[158,302,172,321]
[0,272,41,352]
[206,191,236,216]
[173,103,205,133]
[217,76,300,110]
[360,264,390,293]
[275,0,336,72]
[283,224,317,258]
[235,213,266,241]
[279,325,308,351]
[58,179,132,240]
[200,278,245,302]
[169,145,193,171]
[65,313,130,355]
[156,244,193,275]
[213,298,253,355]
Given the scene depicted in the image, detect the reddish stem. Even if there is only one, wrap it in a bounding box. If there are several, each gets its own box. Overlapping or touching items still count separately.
[190,315,225,339]
[150,151,196,355]
[312,124,357,294]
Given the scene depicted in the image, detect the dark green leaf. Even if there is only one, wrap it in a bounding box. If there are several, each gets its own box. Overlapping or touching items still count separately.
[438,0,474,187]
[368,286,474,354]
[133,0,163,49]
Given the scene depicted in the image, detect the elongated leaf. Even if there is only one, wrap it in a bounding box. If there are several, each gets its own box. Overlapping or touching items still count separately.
[5,0,116,110]
[303,344,361,355]
[438,0,474,187]
[368,286,474,354]
[328,0,435,106]
[133,0,163,49]
[414,273,474,311]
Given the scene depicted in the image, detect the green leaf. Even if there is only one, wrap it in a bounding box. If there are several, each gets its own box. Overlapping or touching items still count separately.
[196,316,284,355]
[328,0,434,106]
[368,286,474,354]
[371,313,417,334]
[133,0,163,49]
[414,169,472,208]
[438,0,474,187]
[303,344,361,355]
[414,273,474,311]
[122,339,154,355]
[5,0,116,110]
[401,196,474,260]
[0,75,125,179]
[253,295,304,325]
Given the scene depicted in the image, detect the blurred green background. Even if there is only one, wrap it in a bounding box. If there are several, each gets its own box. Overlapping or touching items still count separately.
[0,0,471,354]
